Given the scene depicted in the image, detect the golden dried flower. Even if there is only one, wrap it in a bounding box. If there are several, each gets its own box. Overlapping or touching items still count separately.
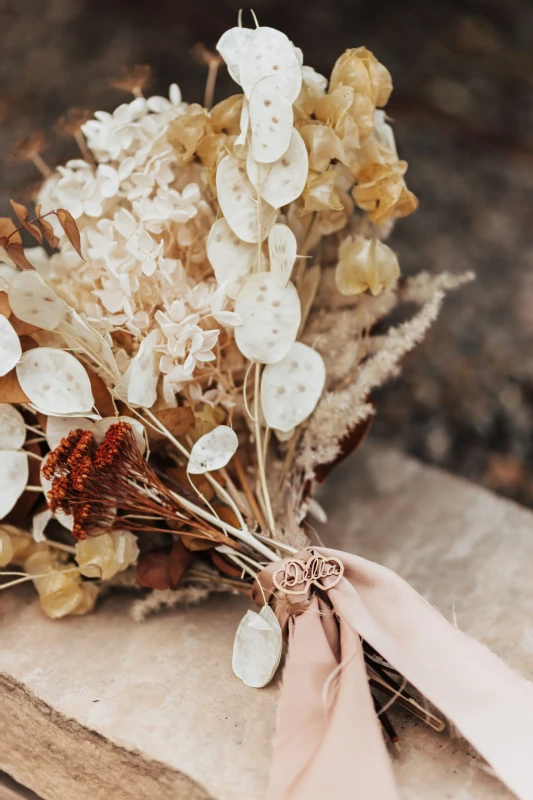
[303,170,344,213]
[209,94,244,136]
[75,530,139,580]
[335,235,400,296]
[24,549,85,619]
[352,162,418,223]
[315,86,354,131]
[167,104,212,166]
[330,47,392,108]
[299,124,346,172]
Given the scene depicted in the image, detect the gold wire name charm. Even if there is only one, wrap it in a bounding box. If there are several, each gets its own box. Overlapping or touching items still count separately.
[272,553,344,596]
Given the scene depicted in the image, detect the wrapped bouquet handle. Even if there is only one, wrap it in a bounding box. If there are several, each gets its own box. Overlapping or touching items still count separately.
[253,548,533,800]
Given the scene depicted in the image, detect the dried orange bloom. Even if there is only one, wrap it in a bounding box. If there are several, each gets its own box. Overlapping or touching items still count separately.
[352,162,418,223]
[335,235,400,296]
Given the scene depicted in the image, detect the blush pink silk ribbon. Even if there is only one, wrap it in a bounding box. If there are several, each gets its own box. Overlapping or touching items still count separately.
[253,547,533,800]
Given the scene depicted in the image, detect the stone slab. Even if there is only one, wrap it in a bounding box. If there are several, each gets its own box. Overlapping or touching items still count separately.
[2,442,533,799]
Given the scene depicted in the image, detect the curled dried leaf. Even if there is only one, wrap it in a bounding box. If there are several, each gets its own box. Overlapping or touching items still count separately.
[352,162,418,223]
[56,208,83,258]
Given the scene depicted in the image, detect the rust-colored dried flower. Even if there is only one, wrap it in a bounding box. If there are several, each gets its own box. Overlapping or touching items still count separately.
[44,422,228,544]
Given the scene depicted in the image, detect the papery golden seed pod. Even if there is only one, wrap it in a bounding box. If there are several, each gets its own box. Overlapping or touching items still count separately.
[330,48,392,109]
[330,49,373,98]
[69,582,99,616]
[209,94,243,136]
[299,124,347,172]
[315,86,354,130]
[25,549,86,620]
[353,47,393,107]
[303,171,344,213]
[352,162,418,223]
[335,235,400,296]
[167,104,213,166]
[75,530,139,580]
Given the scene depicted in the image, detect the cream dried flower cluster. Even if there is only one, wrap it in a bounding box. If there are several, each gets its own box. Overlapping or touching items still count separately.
[0,20,467,627]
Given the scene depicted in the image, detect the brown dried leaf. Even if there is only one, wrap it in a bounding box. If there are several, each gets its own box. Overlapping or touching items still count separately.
[180,532,215,551]
[136,540,192,590]
[211,549,242,578]
[314,415,373,483]
[136,548,171,590]
[0,369,29,403]
[39,216,60,249]
[168,539,193,589]
[9,199,43,245]
[0,291,11,318]
[4,441,42,526]
[166,466,215,502]
[56,208,83,258]
[86,369,115,417]
[0,219,22,244]
[10,317,41,336]
[5,242,35,271]
[148,406,195,445]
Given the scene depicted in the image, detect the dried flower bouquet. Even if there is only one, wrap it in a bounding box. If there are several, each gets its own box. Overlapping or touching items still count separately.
[2,18,530,800]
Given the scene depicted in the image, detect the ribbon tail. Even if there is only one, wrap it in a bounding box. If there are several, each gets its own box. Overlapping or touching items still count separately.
[266,594,399,800]
[325,548,533,800]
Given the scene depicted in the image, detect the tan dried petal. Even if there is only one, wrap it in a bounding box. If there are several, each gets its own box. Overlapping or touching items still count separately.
[303,170,344,213]
[335,235,400,296]
[167,104,212,166]
[353,162,418,223]
[330,47,392,108]
[209,94,244,136]
[299,124,347,172]
[315,86,354,130]
[353,47,393,107]
[330,49,373,98]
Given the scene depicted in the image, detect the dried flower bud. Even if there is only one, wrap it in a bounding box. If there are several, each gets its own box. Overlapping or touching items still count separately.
[9,131,47,163]
[335,235,400,296]
[110,65,152,96]
[352,162,418,223]
[75,530,139,580]
[55,108,93,136]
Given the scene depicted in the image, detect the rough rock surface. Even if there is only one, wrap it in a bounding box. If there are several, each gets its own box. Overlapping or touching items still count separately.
[2,444,532,799]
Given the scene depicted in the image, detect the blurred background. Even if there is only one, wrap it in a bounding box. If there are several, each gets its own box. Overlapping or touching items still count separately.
[2,0,533,505]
